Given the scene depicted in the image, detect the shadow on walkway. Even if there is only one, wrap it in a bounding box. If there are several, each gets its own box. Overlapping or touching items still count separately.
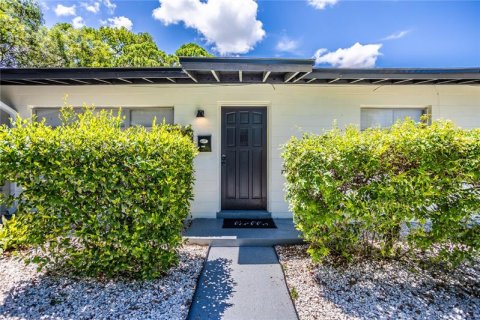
[188,257,236,320]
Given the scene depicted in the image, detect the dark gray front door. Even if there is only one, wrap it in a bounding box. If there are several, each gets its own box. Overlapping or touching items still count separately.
[221,107,267,210]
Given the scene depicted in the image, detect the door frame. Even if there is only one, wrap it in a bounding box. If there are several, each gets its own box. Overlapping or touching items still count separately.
[219,105,269,211]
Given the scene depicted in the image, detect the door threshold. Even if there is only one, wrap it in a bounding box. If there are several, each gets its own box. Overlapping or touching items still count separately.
[217,210,271,219]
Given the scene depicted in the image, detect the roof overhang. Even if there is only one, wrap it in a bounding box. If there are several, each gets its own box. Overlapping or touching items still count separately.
[304,68,480,85]
[0,67,188,85]
[1,57,479,86]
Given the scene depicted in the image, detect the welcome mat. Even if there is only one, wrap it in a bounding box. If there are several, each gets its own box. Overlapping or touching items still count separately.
[222,218,277,229]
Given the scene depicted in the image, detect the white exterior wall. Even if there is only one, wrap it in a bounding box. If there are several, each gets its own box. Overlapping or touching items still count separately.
[1,84,480,218]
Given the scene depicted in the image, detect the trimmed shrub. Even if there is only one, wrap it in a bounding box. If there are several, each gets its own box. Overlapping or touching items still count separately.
[282,118,480,267]
[0,106,197,278]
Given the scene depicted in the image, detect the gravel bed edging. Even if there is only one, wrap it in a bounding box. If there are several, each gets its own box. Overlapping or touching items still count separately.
[0,245,208,320]
[276,245,479,320]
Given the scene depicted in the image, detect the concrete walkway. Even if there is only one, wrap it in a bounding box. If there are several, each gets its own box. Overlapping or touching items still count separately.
[188,246,298,320]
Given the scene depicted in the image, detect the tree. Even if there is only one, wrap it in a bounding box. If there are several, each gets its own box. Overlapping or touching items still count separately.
[35,24,170,67]
[0,0,43,67]
[167,43,213,66]
[0,1,213,68]
[99,27,169,67]
[175,43,213,58]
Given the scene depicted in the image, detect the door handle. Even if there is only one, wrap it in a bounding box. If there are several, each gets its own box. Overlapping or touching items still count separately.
[221,154,226,165]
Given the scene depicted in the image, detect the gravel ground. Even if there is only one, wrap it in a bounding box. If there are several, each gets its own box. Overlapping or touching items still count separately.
[276,245,480,320]
[0,245,208,320]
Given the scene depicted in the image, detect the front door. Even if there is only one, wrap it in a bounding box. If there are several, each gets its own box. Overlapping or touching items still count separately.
[221,107,267,210]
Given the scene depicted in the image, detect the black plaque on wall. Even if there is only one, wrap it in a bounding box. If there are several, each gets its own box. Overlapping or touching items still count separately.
[197,135,212,152]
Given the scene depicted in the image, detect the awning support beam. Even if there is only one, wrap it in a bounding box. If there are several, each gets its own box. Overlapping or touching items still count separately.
[292,71,312,83]
[262,71,271,83]
[184,70,198,83]
[349,78,364,84]
[284,72,299,83]
[211,70,220,82]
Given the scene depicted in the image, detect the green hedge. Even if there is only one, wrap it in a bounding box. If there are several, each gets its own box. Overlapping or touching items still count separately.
[0,107,197,278]
[282,118,480,267]
[0,215,28,253]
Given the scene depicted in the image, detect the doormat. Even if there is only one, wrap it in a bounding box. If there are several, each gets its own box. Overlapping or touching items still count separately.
[222,218,277,229]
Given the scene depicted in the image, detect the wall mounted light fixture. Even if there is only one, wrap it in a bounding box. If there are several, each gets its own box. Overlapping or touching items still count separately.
[196,109,205,118]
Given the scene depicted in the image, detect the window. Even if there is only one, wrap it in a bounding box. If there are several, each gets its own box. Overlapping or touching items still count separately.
[360,108,426,130]
[130,108,173,128]
[34,107,174,128]
[34,108,64,127]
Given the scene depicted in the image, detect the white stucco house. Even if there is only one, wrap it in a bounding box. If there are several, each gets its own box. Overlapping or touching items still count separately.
[1,57,479,219]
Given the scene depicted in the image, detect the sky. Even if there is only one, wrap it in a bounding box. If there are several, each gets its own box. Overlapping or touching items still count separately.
[41,0,480,68]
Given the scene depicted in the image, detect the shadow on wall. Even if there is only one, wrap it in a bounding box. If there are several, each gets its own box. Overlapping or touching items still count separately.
[188,257,236,320]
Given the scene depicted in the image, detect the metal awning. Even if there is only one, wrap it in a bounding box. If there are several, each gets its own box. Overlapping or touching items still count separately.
[1,57,479,86]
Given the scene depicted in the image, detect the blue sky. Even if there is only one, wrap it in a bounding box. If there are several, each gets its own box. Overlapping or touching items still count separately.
[41,0,480,68]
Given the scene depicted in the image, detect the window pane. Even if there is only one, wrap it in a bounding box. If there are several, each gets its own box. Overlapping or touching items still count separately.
[360,109,393,130]
[361,108,425,130]
[35,109,63,127]
[393,109,424,123]
[130,108,173,127]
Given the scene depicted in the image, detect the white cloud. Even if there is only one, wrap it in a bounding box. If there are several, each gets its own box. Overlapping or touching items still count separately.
[72,16,85,28]
[107,16,133,30]
[381,29,411,41]
[307,0,338,10]
[276,37,299,53]
[103,0,116,13]
[152,0,265,55]
[314,42,383,68]
[81,2,100,13]
[54,4,76,16]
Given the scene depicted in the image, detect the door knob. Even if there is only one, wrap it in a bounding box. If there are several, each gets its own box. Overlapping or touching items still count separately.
[221,154,226,165]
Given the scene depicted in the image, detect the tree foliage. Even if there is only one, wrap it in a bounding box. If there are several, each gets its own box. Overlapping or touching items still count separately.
[167,42,214,66]
[39,24,172,67]
[0,0,43,67]
[0,1,213,67]
[175,42,213,58]
[0,106,198,279]
[282,118,480,268]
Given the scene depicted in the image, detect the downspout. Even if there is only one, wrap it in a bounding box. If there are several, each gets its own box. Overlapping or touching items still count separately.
[0,100,17,120]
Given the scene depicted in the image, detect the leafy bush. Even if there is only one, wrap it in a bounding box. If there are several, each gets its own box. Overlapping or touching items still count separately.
[0,106,197,278]
[282,118,480,267]
[0,215,28,253]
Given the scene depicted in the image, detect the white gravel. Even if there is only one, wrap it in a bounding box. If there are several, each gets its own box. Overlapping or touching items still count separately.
[0,245,208,320]
[276,245,479,320]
